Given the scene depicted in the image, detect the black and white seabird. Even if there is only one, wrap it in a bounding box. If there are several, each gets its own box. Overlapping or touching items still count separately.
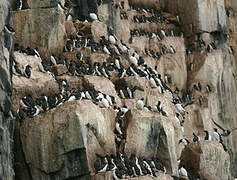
[160,30,166,38]
[179,167,188,177]
[33,48,41,58]
[66,13,73,21]
[179,138,190,146]
[213,128,222,142]
[76,51,83,61]
[121,105,129,114]
[24,64,32,78]
[4,25,15,35]
[204,130,212,141]
[37,94,49,111]
[13,63,22,75]
[115,119,123,135]
[129,54,138,65]
[109,35,116,44]
[193,132,200,142]
[16,0,22,10]
[50,55,57,65]
[17,109,25,122]
[206,84,212,93]
[94,157,108,173]
[99,98,110,108]
[89,13,98,21]
[25,106,40,117]
[221,129,232,137]
[64,39,74,52]
[21,95,35,108]
[174,103,186,115]
[57,2,67,11]
[175,113,181,123]
[136,98,144,110]
[103,45,111,55]
[115,59,121,70]
[228,46,234,54]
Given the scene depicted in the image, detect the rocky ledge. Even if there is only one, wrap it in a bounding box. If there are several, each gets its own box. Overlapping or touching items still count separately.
[0,0,236,179]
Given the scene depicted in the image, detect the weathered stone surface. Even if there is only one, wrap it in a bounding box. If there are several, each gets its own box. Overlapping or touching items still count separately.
[180,141,231,180]
[12,8,66,58]
[91,21,108,43]
[18,100,116,179]
[0,0,14,179]
[161,0,226,35]
[23,0,60,9]
[52,64,68,75]
[125,110,179,176]
[157,37,186,91]
[9,0,237,179]
[128,0,161,10]
[65,20,77,36]
[91,171,174,180]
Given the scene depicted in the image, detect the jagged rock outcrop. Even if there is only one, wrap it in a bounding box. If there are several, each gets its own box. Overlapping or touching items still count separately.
[180,141,231,180]
[0,0,14,179]
[12,6,66,58]
[9,0,237,179]
[18,100,116,179]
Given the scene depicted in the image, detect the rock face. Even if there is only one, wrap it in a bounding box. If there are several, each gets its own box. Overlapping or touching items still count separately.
[0,0,14,179]
[180,141,231,180]
[7,0,237,180]
[18,100,116,179]
[12,6,66,58]
[124,110,179,175]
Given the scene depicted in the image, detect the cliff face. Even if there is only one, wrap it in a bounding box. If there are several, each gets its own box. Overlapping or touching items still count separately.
[0,0,14,179]
[6,0,237,179]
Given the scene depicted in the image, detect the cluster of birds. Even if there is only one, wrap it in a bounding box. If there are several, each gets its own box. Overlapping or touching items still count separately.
[130,28,183,43]
[16,81,117,121]
[120,11,128,20]
[144,46,176,60]
[11,1,237,180]
[63,31,129,58]
[176,128,234,179]
[116,85,144,99]
[185,31,234,58]
[12,44,55,79]
[130,5,171,23]
[179,128,231,152]
[133,14,163,24]
[93,152,166,179]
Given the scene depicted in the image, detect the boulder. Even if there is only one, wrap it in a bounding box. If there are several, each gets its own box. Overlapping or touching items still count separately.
[19,100,117,179]
[52,64,68,76]
[91,20,108,43]
[65,20,77,36]
[156,37,186,91]
[124,110,179,176]
[128,0,161,9]
[83,75,122,106]
[12,52,59,110]
[12,8,66,58]
[23,0,60,9]
[161,0,226,35]
[180,141,231,180]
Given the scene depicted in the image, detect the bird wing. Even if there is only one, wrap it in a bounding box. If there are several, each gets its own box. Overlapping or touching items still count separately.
[211,118,226,131]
